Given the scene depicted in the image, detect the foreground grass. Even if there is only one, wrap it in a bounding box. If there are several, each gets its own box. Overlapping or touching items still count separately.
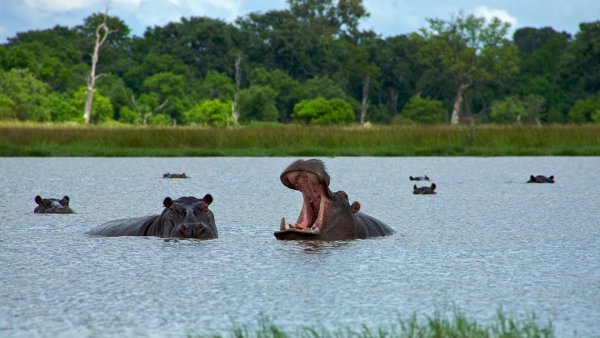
[1,122,599,156]
[193,310,554,338]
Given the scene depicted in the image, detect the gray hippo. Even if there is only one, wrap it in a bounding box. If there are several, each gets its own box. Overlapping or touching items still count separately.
[413,183,436,194]
[274,159,394,241]
[163,172,189,178]
[34,195,73,214]
[527,175,555,183]
[86,194,217,239]
[409,175,430,181]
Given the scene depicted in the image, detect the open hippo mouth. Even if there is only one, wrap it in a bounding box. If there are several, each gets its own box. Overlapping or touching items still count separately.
[275,159,332,240]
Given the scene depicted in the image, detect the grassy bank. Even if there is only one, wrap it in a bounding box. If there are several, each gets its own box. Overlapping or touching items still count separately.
[1,122,599,156]
[194,310,554,338]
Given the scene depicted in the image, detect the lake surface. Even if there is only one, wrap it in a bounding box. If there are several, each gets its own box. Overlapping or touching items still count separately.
[1,157,599,337]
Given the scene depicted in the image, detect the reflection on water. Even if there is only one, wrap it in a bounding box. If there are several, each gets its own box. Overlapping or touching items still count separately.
[1,157,599,337]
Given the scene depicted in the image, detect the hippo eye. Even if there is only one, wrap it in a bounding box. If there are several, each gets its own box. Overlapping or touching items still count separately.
[170,206,183,215]
[194,205,208,215]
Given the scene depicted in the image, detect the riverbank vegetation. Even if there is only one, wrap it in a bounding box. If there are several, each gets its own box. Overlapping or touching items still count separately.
[1,122,598,157]
[193,310,554,338]
[1,2,599,127]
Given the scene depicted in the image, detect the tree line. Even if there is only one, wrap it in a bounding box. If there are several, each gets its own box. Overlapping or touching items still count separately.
[1,0,599,126]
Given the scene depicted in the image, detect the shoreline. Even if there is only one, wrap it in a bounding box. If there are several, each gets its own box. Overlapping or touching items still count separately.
[2,123,599,157]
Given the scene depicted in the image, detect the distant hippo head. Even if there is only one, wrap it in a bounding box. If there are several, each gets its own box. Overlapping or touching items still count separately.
[413,183,436,194]
[527,175,555,183]
[275,159,394,241]
[160,194,217,239]
[34,195,73,214]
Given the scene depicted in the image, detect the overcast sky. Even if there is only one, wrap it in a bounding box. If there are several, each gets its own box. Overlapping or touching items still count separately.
[1,0,599,43]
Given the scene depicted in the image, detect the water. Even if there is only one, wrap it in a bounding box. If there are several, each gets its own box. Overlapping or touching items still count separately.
[1,157,599,337]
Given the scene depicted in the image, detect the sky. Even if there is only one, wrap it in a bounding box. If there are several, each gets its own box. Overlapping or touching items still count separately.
[0,0,599,43]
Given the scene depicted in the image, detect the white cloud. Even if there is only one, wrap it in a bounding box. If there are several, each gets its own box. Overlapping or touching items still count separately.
[474,5,518,28]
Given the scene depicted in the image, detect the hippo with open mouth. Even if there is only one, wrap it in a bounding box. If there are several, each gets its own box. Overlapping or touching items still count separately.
[274,159,394,241]
[34,195,73,214]
[86,194,217,239]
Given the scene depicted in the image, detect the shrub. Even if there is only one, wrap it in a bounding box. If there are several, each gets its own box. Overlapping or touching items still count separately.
[182,99,233,127]
[400,96,446,123]
[292,97,354,125]
[490,96,526,124]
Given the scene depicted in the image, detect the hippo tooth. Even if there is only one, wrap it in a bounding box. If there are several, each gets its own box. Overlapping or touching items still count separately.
[280,218,286,231]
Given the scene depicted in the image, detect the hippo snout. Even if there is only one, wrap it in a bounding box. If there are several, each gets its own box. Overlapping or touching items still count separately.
[172,223,215,239]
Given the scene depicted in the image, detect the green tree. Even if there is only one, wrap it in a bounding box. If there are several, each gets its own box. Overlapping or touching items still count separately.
[416,12,519,125]
[45,91,80,121]
[70,86,114,123]
[559,21,600,102]
[238,86,279,122]
[142,72,189,121]
[199,71,235,101]
[400,96,446,123]
[373,34,424,115]
[568,92,600,123]
[248,67,299,122]
[96,74,133,121]
[0,68,51,121]
[512,27,570,122]
[148,17,240,77]
[182,99,233,126]
[293,97,354,124]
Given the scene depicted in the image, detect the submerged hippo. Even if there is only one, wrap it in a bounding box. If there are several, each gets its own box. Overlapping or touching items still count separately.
[86,194,217,239]
[274,159,394,241]
[413,183,436,194]
[34,195,73,214]
[527,175,555,183]
[409,175,430,181]
[163,172,189,179]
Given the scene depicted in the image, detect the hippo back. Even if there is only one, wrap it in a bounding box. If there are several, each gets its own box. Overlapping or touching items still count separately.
[355,212,395,239]
[86,215,159,237]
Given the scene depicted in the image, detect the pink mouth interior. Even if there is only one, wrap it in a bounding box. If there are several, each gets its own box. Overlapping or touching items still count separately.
[284,171,327,230]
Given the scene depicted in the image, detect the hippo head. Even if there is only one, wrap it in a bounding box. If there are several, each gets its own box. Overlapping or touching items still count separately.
[162,194,217,239]
[34,195,73,214]
[275,159,362,240]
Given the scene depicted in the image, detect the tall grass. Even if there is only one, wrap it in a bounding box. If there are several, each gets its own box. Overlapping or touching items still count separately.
[192,309,554,338]
[1,122,599,156]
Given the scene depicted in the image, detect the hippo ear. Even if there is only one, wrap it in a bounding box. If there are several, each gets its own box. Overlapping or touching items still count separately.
[60,196,70,206]
[413,184,417,190]
[203,194,213,205]
[163,197,173,208]
[35,195,43,205]
[431,183,436,190]
[351,201,361,213]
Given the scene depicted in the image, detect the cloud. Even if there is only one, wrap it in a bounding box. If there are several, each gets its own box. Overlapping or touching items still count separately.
[474,5,518,28]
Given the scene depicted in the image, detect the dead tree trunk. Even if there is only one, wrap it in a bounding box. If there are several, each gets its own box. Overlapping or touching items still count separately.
[360,74,370,125]
[232,56,242,128]
[450,82,468,125]
[388,88,399,114]
[84,15,115,125]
